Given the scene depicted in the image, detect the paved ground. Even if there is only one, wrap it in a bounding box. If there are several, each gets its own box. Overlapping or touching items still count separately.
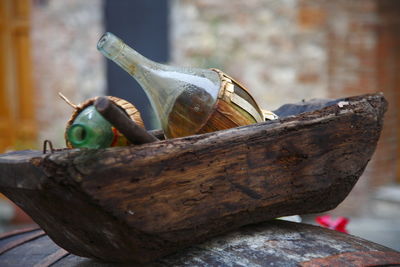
[347,217,400,251]
[303,185,400,251]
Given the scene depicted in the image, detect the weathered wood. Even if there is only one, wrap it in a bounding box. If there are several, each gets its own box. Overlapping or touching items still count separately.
[1,221,399,266]
[0,93,387,263]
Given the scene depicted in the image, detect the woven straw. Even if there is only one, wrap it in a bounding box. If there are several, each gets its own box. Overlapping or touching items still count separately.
[65,96,144,148]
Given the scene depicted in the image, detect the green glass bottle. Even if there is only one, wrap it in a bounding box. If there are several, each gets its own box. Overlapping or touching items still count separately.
[67,106,114,149]
[63,95,143,149]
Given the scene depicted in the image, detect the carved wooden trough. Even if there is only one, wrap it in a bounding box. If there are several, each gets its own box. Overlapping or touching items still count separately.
[0,93,387,263]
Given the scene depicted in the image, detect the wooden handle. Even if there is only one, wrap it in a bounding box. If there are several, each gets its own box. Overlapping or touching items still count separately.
[94,97,159,145]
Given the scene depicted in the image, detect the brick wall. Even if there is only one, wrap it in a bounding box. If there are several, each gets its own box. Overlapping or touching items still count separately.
[316,0,400,216]
[317,0,400,214]
[375,0,400,186]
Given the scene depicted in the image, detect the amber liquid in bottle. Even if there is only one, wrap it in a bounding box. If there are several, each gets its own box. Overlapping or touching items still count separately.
[163,75,217,137]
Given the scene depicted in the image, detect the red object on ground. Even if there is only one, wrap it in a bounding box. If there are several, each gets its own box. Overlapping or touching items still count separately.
[316,214,349,233]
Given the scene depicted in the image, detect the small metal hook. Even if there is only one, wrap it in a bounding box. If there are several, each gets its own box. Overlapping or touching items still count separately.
[43,140,55,154]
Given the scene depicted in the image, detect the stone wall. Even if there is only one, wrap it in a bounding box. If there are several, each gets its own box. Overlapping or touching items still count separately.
[31,0,105,147]
[170,0,400,216]
[171,0,329,111]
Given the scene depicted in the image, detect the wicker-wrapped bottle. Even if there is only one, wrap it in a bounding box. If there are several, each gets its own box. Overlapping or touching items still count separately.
[64,96,144,148]
[97,32,277,138]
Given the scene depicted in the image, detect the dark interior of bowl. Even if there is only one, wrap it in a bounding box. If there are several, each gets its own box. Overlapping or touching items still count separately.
[273,98,342,118]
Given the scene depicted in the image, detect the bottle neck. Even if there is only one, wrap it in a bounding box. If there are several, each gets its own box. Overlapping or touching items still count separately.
[97,32,161,78]
[98,32,175,128]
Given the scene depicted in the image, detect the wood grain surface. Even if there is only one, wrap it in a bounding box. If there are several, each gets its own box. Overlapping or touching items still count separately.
[0,93,387,263]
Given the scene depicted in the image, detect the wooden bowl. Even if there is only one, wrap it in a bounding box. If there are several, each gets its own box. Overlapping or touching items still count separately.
[0,93,387,263]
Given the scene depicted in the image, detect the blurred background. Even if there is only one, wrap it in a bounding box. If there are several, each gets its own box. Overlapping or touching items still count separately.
[0,0,399,250]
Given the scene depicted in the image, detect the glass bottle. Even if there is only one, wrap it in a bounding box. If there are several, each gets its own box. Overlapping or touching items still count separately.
[97,32,271,138]
[67,105,115,149]
[64,96,142,149]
